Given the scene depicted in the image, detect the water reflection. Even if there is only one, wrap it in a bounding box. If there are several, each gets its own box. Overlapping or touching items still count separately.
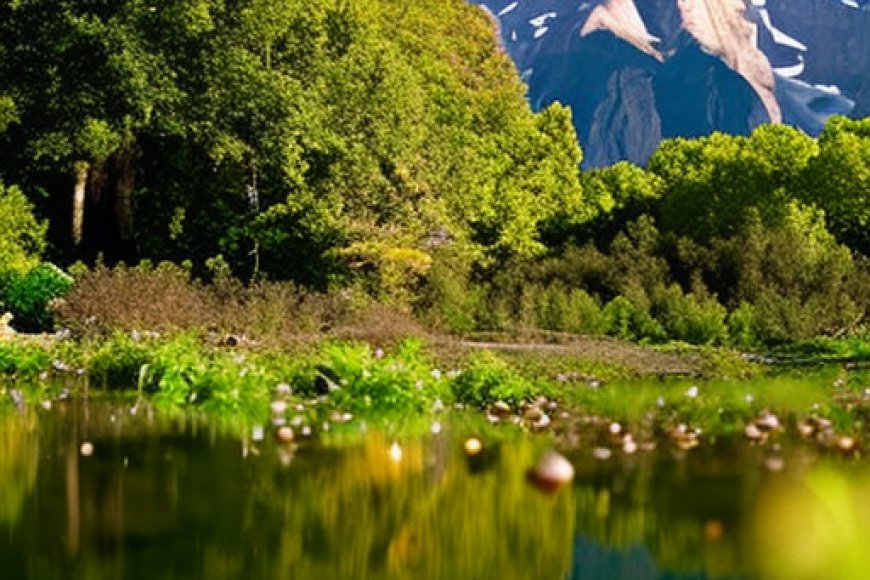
[0,400,868,579]
[0,411,38,529]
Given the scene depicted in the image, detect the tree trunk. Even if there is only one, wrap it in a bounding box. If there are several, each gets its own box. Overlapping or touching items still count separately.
[72,161,89,245]
[115,149,136,243]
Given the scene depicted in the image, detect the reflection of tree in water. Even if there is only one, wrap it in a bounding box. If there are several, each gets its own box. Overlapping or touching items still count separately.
[7,402,868,580]
[247,434,576,579]
[0,412,38,528]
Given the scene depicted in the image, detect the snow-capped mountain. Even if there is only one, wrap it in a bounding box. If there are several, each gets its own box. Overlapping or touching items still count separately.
[472,0,870,166]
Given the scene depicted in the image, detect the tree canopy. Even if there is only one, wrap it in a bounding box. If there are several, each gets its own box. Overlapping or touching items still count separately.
[0,0,584,289]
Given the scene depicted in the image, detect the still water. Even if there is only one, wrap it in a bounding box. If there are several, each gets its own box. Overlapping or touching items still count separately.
[1,397,868,580]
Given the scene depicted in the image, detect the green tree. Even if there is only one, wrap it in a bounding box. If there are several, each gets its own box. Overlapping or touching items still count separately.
[649,125,818,240]
[0,182,46,273]
[801,116,870,254]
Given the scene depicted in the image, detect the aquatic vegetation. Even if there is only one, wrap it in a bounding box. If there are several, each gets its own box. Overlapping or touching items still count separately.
[1,327,868,460]
[313,339,450,414]
[0,341,50,380]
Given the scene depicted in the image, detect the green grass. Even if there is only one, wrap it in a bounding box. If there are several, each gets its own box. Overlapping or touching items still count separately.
[1,333,868,444]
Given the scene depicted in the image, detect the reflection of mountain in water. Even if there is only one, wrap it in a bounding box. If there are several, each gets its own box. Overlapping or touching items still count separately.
[472,0,870,166]
[567,537,708,580]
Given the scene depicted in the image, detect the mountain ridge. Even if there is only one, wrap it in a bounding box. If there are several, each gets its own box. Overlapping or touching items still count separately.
[472,0,870,166]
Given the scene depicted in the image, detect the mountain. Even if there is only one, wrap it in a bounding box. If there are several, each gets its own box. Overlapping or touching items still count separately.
[471,0,870,166]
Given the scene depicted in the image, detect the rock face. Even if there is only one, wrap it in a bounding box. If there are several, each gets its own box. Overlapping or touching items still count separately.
[472,0,870,166]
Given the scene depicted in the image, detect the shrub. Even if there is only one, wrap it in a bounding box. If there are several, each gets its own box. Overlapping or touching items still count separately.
[0,342,50,379]
[55,261,213,336]
[1,264,73,332]
[55,261,418,346]
[603,296,667,342]
[727,302,759,349]
[86,332,154,389]
[308,339,447,413]
[419,256,479,333]
[520,284,610,336]
[0,182,45,274]
[652,284,728,345]
[715,204,870,342]
[451,351,537,408]
[565,288,610,335]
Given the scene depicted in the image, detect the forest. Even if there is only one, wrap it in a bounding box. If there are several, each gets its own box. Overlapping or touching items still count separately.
[2,0,870,351]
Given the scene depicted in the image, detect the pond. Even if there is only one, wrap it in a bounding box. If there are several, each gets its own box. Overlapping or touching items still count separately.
[1,385,869,580]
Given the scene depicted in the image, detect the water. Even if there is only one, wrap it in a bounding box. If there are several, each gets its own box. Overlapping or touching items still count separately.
[1,397,869,579]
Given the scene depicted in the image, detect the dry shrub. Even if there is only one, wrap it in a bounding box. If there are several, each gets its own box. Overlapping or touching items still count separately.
[214,282,374,345]
[56,262,432,346]
[333,303,432,347]
[56,262,213,336]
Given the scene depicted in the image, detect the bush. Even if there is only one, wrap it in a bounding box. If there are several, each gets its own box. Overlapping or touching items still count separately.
[55,261,419,346]
[316,339,447,413]
[652,284,728,345]
[451,351,537,408]
[86,332,154,389]
[715,204,870,342]
[520,284,610,336]
[1,264,73,332]
[0,342,50,379]
[55,261,213,336]
[0,182,45,274]
[727,302,759,349]
[418,255,480,333]
[603,296,667,342]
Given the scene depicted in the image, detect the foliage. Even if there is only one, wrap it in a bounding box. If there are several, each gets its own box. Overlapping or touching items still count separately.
[451,351,539,408]
[726,302,759,349]
[5,1,870,350]
[0,0,584,288]
[86,331,153,389]
[54,261,427,346]
[713,204,870,343]
[315,339,448,414]
[649,125,818,240]
[0,342,50,379]
[417,251,480,334]
[0,263,73,332]
[520,284,610,335]
[800,116,870,254]
[602,296,667,343]
[54,261,213,336]
[651,285,728,346]
[0,182,45,274]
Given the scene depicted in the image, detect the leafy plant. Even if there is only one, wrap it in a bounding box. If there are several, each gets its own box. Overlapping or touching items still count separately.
[1,264,73,332]
[317,339,447,413]
[451,351,538,408]
[0,182,45,275]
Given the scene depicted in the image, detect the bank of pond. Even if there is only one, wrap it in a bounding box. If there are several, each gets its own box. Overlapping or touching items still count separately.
[1,333,870,579]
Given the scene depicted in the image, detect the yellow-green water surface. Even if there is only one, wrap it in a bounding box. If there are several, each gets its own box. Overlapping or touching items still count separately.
[1,396,869,580]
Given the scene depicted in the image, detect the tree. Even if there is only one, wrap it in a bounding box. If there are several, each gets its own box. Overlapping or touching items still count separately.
[801,116,870,254]
[648,124,817,240]
[0,182,46,274]
[0,0,587,292]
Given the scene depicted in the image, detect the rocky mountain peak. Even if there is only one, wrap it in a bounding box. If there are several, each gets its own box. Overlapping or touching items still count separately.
[472,0,870,166]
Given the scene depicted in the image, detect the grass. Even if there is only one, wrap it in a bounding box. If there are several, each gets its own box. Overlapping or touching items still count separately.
[1,329,868,451]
